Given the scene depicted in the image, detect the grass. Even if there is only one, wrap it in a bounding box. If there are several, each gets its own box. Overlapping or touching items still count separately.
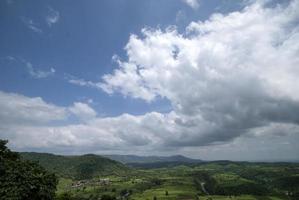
[56,178,73,194]
[201,195,286,200]
[54,162,298,200]
[213,173,254,186]
[131,185,197,200]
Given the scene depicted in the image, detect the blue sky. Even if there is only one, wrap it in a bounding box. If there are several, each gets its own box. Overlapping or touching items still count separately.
[0,0,299,161]
[0,0,242,116]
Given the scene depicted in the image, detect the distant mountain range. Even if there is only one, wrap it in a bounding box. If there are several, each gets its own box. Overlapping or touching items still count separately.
[20,152,203,179]
[102,154,203,164]
[19,152,298,180]
[20,152,129,180]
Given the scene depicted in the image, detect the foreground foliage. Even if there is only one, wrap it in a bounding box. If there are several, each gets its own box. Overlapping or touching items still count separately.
[0,140,57,200]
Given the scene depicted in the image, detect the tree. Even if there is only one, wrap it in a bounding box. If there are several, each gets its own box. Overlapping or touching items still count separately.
[55,193,73,200]
[101,194,116,200]
[120,188,128,196]
[0,139,58,200]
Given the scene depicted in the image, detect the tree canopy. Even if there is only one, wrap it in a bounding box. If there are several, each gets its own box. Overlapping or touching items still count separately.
[0,139,58,200]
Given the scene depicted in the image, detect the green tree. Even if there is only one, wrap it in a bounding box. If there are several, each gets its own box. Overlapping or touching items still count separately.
[0,139,58,200]
[101,194,116,200]
[55,192,73,200]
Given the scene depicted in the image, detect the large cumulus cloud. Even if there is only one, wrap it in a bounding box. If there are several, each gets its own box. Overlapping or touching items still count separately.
[1,1,299,158]
[100,0,299,146]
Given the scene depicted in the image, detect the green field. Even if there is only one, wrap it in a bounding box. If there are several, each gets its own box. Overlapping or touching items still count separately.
[18,152,299,200]
[53,162,299,200]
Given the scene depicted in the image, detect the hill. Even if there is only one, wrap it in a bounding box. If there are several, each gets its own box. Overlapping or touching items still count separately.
[20,152,129,180]
[103,154,202,164]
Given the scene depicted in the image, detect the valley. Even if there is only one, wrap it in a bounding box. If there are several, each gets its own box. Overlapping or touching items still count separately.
[20,153,299,200]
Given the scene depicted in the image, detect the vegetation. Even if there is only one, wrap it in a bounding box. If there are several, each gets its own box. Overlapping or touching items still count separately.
[0,140,57,200]
[2,145,299,200]
[49,161,299,200]
[20,152,129,180]
[103,154,202,164]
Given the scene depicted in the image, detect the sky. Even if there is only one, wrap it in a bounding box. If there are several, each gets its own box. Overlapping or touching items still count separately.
[0,0,299,161]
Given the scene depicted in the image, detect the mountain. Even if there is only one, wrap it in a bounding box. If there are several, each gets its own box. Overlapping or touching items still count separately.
[20,152,129,180]
[103,154,203,164]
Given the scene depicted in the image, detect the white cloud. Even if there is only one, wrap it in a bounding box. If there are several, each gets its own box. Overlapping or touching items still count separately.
[100,1,299,146]
[0,89,298,160]
[0,56,16,62]
[0,90,156,152]
[46,7,60,27]
[182,0,200,10]
[21,17,43,33]
[100,59,157,102]
[0,91,67,125]
[21,7,59,33]
[26,62,56,79]
[2,1,299,160]
[68,77,102,89]
[176,10,187,23]
[87,98,93,104]
[69,102,97,121]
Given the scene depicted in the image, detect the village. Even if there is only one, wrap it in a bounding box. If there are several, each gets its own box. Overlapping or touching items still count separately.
[67,176,144,200]
[71,178,111,189]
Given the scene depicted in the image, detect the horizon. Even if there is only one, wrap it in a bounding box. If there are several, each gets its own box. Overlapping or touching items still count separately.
[18,151,299,163]
[1,0,299,162]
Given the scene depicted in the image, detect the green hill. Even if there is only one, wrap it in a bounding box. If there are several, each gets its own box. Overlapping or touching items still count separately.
[103,154,203,164]
[20,152,129,180]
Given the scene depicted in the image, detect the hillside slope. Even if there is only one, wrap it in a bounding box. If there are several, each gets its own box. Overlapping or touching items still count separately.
[20,152,129,180]
[103,154,202,164]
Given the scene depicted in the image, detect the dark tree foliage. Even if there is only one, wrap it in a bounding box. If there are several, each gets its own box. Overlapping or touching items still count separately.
[193,171,217,194]
[120,188,129,196]
[75,162,97,180]
[55,193,73,200]
[0,140,58,200]
[192,170,269,196]
[55,192,100,200]
[150,178,162,186]
[101,194,116,200]
[274,176,299,191]
[214,182,268,196]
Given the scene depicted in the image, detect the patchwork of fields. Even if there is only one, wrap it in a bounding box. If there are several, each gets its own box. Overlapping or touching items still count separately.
[55,162,299,200]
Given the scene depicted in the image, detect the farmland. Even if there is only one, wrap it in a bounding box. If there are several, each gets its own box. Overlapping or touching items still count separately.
[52,160,299,200]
